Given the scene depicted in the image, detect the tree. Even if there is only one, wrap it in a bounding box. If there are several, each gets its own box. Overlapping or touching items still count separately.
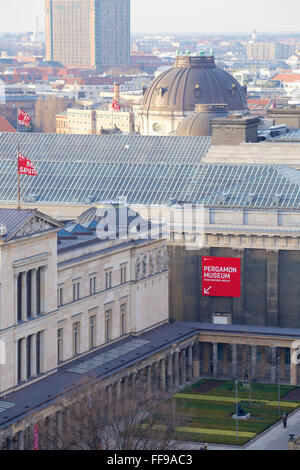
[38,376,185,450]
[35,97,72,133]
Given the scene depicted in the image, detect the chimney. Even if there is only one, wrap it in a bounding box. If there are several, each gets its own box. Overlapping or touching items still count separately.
[211,115,260,145]
[114,82,120,103]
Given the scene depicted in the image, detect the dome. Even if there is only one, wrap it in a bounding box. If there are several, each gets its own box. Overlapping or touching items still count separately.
[142,55,248,113]
[177,104,229,137]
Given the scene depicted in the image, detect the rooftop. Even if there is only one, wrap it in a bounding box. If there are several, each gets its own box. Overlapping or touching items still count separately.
[1,133,300,210]
[1,321,300,432]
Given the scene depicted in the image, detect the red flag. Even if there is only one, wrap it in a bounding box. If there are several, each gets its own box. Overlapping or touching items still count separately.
[112,99,121,112]
[33,424,39,450]
[18,109,32,127]
[18,152,38,176]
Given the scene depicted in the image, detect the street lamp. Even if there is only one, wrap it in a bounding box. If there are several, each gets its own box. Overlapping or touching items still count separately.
[235,380,239,441]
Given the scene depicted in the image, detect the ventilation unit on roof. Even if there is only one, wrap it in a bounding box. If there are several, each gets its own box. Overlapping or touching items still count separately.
[245,193,256,204]
[219,191,230,204]
[83,195,95,204]
[23,194,39,202]
[272,193,282,205]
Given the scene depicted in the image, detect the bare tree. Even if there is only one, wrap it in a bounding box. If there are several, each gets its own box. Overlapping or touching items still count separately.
[39,376,185,450]
[35,96,73,133]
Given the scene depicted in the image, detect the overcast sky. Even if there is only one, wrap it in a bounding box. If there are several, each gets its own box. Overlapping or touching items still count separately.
[0,0,300,34]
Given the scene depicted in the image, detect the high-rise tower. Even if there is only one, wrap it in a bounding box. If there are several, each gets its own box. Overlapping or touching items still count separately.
[45,0,130,68]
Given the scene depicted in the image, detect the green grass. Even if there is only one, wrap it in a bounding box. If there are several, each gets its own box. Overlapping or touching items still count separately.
[172,379,300,446]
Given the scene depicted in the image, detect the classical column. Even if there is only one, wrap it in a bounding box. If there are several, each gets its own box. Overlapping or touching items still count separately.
[223,344,229,377]
[167,355,173,392]
[232,344,237,379]
[20,337,27,382]
[271,347,277,383]
[180,350,186,385]
[203,342,210,374]
[153,362,159,392]
[14,274,19,324]
[261,346,266,379]
[193,342,200,379]
[108,385,113,421]
[174,351,180,390]
[187,345,193,382]
[232,249,245,323]
[131,371,137,389]
[30,334,37,378]
[147,365,152,399]
[31,269,38,318]
[160,358,166,393]
[17,430,25,450]
[40,266,47,314]
[290,347,298,386]
[116,379,122,399]
[251,346,257,381]
[213,343,218,378]
[21,272,27,322]
[266,250,279,327]
[123,376,129,398]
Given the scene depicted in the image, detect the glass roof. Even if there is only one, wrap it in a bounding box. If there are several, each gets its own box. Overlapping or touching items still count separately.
[0,132,300,209]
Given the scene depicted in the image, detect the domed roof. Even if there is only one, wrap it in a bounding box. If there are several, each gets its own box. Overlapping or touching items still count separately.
[142,55,248,113]
[176,104,229,137]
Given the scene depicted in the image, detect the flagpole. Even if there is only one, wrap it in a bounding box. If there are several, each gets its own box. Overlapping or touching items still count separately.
[17,111,21,210]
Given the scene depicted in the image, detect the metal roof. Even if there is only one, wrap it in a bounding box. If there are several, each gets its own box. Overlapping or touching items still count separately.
[1,320,300,432]
[0,209,32,239]
[1,133,300,209]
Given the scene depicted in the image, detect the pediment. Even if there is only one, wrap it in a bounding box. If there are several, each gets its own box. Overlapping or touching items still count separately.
[7,212,63,241]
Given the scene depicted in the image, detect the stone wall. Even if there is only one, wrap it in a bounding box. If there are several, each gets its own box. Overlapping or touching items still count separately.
[169,245,300,328]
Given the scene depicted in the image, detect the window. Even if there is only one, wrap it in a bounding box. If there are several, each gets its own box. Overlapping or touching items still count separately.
[73,282,80,301]
[73,322,80,356]
[57,287,63,307]
[90,276,96,295]
[105,310,112,341]
[120,304,127,335]
[120,264,127,284]
[57,328,63,362]
[105,270,112,290]
[89,315,96,349]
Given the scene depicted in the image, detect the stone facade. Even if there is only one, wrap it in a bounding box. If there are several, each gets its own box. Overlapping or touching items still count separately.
[0,210,169,396]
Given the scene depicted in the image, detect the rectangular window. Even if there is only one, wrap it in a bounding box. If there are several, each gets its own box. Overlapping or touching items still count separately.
[105,310,112,342]
[90,277,96,295]
[120,304,127,335]
[120,265,127,285]
[73,322,80,356]
[105,270,112,290]
[26,336,31,379]
[57,287,63,307]
[57,328,63,362]
[17,339,22,383]
[89,315,96,349]
[73,282,80,301]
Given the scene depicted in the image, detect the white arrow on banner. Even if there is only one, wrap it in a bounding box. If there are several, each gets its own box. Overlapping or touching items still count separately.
[204,286,212,294]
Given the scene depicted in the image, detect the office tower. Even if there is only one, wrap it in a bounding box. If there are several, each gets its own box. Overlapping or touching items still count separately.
[45,0,130,68]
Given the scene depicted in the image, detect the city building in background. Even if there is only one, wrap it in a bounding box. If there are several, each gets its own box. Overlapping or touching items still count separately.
[45,0,130,68]
[246,42,295,61]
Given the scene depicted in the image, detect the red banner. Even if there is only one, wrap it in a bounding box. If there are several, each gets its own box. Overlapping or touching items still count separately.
[18,152,38,176]
[18,109,32,127]
[34,424,39,450]
[202,256,241,298]
[112,99,121,112]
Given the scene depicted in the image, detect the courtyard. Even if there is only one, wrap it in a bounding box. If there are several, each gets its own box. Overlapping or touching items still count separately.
[173,379,300,446]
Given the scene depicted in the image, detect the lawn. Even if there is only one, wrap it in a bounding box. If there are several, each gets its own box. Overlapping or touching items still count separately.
[173,379,300,446]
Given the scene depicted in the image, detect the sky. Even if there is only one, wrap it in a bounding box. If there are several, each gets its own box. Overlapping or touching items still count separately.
[0,0,300,34]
